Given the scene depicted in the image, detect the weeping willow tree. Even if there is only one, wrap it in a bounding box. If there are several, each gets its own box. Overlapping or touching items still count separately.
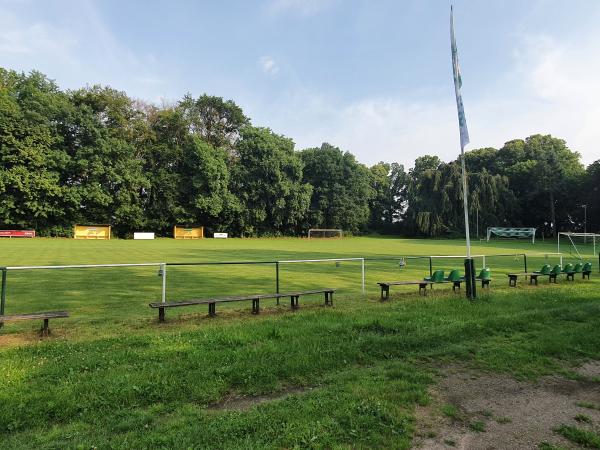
[405,160,516,237]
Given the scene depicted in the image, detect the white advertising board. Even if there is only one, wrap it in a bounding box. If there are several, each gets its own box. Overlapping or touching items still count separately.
[134,232,155,240]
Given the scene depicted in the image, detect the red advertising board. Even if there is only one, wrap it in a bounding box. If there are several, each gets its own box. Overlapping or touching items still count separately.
[0,230,36,238]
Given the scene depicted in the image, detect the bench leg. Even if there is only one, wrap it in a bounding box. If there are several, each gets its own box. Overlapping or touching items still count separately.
[453,282,460,292]
[40,318,50,337]
[324,291,333,306]
[159,307,165,323]
[290,296,299,310]
[419,283,427,296]
[252,299,260,314]
[208,303,216,317]
[380,286,389,300]
[509,276,516,287]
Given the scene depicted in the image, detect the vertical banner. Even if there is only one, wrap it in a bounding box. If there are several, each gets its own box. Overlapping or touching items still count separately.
[451,6,470,150]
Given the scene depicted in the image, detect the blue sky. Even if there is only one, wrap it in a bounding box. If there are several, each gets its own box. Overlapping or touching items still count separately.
[1,0,599,167]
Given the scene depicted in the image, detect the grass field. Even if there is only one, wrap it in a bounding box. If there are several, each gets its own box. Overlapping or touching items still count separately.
[0,237,599,448]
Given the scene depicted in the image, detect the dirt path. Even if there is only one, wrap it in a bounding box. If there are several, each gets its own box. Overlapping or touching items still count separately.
[414,362,600,449]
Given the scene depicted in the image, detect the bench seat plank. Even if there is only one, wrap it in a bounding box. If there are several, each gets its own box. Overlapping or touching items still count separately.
[378,281,435,299]
[150,289,336,322]
[149,288,336,309]
[0,311,69,336]
[0,311,69,322]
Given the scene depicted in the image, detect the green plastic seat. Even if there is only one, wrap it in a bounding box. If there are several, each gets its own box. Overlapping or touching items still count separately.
[572,263,583,273]
[444,269,462,282]
[582,262,592,279]
[424,270,445,283]
[561,263,574,273]
[534,264,551,275]
[476,268,491,280]
[548,264,561,283]
[476,268,491,288]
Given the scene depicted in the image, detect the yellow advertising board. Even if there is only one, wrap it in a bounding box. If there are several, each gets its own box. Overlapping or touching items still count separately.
[74,225,111,240]
[173,225,204,239]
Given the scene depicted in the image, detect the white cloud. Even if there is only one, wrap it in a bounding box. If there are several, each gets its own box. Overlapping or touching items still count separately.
[259,56,279,77]
[247,28,600,168]
[265,0,339,17]
[0,1,166,100]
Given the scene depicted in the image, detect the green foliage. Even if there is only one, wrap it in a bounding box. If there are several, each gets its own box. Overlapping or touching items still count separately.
[555,424,600,448]
[232,126,311,236]
[0,66,597,237]
[469,421,486,432]
[301,143,373,233]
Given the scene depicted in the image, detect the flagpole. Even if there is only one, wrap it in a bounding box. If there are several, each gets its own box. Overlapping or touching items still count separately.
[451,6,476,299]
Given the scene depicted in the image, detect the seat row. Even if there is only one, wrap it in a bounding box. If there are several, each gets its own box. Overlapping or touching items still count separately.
[508,262,592,286]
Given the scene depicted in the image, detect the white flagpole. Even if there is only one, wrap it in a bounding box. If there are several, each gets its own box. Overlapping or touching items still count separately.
[451,6,475,298]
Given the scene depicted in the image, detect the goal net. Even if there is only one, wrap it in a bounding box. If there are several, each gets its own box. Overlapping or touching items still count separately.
[308,229,343,238]
[557,233,598,259]
[486,227,536,244]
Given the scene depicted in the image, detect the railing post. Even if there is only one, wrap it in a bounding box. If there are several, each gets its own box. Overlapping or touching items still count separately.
[1,268,6,326]
[161,263,167,303]
[429,257,433,277]
[275,262,280,294]
[523,254,527,273]
[361,258,365,294]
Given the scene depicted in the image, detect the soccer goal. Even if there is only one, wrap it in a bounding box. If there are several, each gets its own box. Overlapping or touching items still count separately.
[557,232,599,259]
[486,227,536,244]
[308,229,343,238]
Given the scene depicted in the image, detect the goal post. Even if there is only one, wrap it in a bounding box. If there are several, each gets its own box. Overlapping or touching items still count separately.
[486,227,536,244]
[308,229,343,239]
[557,232,598,259]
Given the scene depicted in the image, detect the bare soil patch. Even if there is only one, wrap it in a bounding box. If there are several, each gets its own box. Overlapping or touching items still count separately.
[208,386,313,411]
[414,364,600,449]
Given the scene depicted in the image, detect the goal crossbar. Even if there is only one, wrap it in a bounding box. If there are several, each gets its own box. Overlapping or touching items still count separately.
[308,229,343,238]
[558,232,598,258]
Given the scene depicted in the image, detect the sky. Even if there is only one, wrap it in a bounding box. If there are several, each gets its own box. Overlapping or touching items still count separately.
[1,0,600,168]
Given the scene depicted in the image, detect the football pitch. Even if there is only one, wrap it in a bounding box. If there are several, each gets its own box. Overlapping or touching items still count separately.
[1,237,599,448]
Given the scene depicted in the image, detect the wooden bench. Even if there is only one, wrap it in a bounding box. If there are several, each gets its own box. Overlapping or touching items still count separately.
[149,289,336,322]
[378,281,435,299]
[0,311,69,336]
[507,272,541,287]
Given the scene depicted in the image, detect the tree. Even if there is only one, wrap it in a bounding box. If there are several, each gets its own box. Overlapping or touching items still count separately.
[0,69,72,235]
[368,162,408,232]
[179,94,249,152]
[64,86,149,236]
[500,135,585,235]
[231,126,311,236]
[300,143,373,234]
[178,137,238,231]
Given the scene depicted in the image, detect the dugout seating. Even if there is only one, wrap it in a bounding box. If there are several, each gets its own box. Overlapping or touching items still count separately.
[507,264,550,286]
[149,289,335,322]
[475,268,492,288]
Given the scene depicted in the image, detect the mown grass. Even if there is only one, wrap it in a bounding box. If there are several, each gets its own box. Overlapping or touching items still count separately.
[0,237,598,448]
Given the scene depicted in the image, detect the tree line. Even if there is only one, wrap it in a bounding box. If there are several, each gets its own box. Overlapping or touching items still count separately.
[0,68,597,238]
